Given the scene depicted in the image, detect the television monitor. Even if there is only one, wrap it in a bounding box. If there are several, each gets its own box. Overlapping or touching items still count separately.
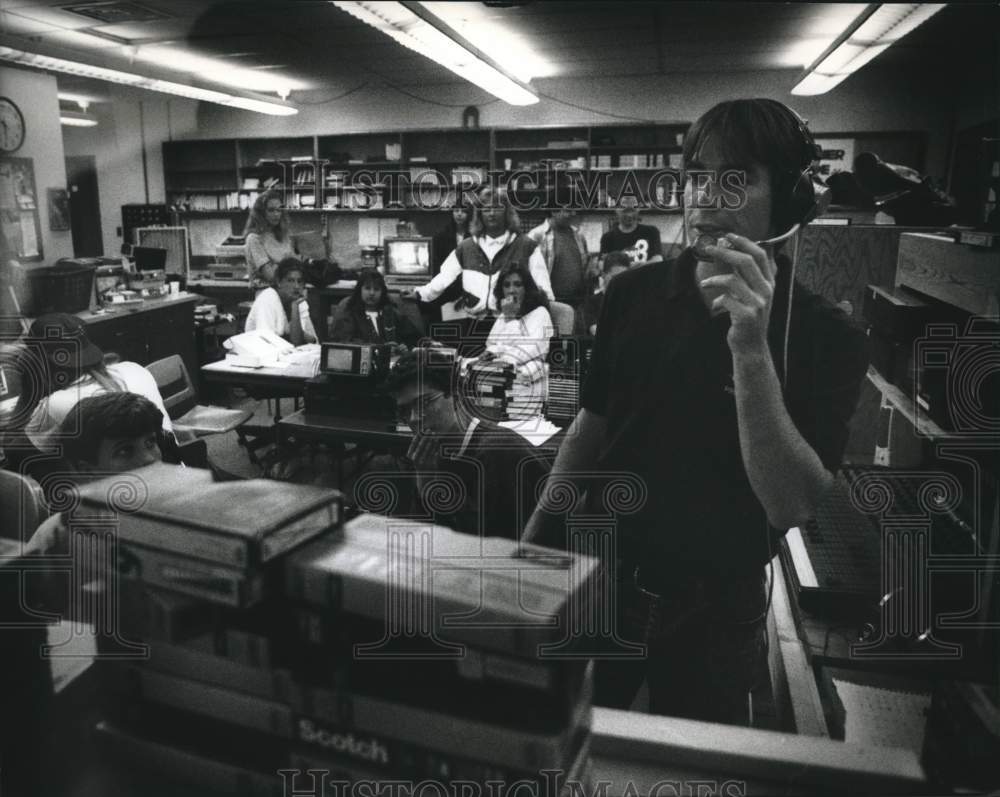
[132,246,167,273]
[134,226,190,277]
[320,343,387,377]
[383,237,433,285]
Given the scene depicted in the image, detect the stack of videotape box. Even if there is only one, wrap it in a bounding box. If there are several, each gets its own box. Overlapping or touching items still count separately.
[462,359,514,421]
[78,466,598,795]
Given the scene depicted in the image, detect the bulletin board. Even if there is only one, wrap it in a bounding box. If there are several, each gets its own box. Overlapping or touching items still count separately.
[0,157,44,262]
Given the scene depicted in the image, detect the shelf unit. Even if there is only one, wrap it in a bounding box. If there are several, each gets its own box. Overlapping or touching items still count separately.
[164,123,689,217]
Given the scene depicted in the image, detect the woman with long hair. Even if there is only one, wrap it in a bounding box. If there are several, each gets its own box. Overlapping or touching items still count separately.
[431,194,475,272]
[244,190,296,283]
[330,268,421,353]
[481,262,554,391]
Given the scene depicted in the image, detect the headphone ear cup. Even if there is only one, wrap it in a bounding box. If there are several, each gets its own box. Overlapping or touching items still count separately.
[773,170,818,235]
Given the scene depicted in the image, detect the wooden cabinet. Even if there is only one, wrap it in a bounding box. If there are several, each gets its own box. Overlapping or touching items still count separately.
[78,296,199,389]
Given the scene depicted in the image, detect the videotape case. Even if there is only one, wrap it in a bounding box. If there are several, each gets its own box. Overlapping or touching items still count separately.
[76,463,343,569]
[117,542,271,608]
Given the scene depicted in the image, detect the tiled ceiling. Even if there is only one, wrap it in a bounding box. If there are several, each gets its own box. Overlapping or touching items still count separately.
[0,0,996,101]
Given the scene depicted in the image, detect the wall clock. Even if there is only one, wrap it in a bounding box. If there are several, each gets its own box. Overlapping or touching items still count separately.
[0,97,26,153]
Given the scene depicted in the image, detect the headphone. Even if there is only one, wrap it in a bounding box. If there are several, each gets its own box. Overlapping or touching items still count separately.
[771,103,823,238]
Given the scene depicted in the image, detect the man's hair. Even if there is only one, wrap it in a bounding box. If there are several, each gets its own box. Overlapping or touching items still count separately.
[602,251,631,273]
[59,392,164,465]
[683,98,816,228]
[492,262,549,316]
[347,268,390,311]
[382,347,457,398]
[274,257,304,284]
[469,185,521,236]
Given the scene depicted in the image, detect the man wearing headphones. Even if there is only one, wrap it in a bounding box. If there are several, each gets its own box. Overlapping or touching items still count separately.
[523,99,869,724]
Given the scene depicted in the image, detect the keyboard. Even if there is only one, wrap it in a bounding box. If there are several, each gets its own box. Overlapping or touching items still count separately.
[782,466,980,618]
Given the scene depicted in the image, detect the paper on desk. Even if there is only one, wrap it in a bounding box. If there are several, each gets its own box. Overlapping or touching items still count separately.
[500,418,561,446]
[833,678,930,752]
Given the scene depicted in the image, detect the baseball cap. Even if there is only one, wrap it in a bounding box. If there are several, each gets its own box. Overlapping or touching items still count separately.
[25,313,104,372]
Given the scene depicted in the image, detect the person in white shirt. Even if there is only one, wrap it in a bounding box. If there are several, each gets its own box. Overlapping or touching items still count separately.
[480,263,554,418]
[245,258,317,345]
[401,187,553,336]
[19,313,174,450]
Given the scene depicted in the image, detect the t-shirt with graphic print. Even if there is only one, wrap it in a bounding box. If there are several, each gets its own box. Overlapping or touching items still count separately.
[599,224,663,265]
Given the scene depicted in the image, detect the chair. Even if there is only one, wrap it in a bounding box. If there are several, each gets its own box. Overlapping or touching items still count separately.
[146,355,253,438]
[549,301,575,336]
[0,469,49,544]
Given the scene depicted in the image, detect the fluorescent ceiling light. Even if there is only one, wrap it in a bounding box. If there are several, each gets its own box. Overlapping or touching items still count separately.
[0,41,298,115]
[332,1,538,105]
[775,4,870,68]
[133,44,306,96]
[60,109,97,127]
[419,1,555,81]
[792,3,945,96]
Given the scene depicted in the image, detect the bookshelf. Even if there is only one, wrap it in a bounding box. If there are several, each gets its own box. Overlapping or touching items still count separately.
[164,123,689,218]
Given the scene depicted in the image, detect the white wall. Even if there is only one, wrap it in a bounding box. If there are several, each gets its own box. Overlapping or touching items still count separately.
[63,86,201,256]
[0,66,73,264]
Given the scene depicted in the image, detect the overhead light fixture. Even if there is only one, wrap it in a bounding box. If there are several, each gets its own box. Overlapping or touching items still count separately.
[332,1,538,105]
[132,44,305,97]
[60,109,98,127]
[0,38,298,116]
[792,4,945,96]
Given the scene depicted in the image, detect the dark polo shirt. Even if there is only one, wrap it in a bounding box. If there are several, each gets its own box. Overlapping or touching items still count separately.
[581,249,869,581]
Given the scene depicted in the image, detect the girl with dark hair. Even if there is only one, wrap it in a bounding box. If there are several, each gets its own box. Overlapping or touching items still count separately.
[245,257,317,344]
[330,268,421,353]
[431,195,476,273]
[244,190,296,283]
[480,263,554,398]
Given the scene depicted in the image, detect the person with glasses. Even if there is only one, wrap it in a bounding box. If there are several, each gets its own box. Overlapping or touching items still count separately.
[383,348,551,541]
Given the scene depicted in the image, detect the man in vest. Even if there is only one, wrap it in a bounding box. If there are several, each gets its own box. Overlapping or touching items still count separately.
[402,186,553,352]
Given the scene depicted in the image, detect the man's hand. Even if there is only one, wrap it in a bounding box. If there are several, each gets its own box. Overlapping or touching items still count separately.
[478,350,496,362]
[698,233,775,356]
[398,287,419,301]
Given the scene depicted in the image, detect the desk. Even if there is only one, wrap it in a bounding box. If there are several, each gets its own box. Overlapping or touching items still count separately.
[278,410,564,452]
[33,666,927,797]
[278,410,411,451]
[200,357,318,393]
[72,294,200,389]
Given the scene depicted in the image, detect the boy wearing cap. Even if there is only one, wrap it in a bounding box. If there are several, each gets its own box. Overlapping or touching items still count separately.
[17,313,173,450]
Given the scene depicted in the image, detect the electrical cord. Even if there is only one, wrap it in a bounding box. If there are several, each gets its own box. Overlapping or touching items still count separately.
[534,90,657,123]
[293,82,371,106]
[381,79,501,109]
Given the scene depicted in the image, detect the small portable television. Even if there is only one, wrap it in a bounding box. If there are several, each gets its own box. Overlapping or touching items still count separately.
[320,343,389,378]
[382,237,433,289]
